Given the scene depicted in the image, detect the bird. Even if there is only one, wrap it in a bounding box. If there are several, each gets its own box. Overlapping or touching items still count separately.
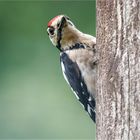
[47,15,97,123]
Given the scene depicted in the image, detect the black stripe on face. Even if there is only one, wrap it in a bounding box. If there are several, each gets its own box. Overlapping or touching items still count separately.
[56,17,67,51]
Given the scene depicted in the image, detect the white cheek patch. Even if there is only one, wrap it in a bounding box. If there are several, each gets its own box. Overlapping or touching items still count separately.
[49,33,57,46]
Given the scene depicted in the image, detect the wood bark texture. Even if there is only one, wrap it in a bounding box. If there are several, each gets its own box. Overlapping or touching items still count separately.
[96,0,140,140]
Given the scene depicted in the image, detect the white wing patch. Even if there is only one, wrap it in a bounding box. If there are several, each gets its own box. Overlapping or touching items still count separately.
[61,61,80,100]
[61,61,69,84]
[80,82,83,87]
[88,96,92,101]
[70,87,80,100]
[87,104,92,116]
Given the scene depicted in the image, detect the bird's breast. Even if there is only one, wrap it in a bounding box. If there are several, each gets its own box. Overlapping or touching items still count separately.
[64,49,97,98]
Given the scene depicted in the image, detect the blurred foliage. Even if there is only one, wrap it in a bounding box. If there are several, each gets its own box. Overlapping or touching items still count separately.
[0,1,96,139]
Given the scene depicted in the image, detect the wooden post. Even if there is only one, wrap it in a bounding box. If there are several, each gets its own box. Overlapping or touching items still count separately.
[96,0,140,139]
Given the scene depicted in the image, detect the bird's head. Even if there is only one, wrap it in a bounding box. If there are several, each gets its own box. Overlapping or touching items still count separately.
[47,15,77,51]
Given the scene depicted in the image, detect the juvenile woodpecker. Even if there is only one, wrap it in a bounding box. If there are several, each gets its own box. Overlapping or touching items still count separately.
[47,15,97,123]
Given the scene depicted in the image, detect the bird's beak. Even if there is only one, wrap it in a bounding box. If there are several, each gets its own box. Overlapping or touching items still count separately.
[47,28,50,35]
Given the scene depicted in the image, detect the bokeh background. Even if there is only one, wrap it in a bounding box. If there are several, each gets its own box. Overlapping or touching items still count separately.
[0,1,96,139]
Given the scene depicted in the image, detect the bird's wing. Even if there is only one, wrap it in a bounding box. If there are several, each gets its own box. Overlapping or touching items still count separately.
[60,52,96,122]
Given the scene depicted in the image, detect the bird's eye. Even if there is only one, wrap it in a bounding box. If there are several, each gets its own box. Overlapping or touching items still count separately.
[48,27,54,36]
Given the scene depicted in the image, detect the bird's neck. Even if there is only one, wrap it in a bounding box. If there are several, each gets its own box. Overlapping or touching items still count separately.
[59,26,95,51]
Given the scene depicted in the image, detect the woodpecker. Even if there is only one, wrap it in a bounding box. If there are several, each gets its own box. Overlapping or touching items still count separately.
[47,15,97,123]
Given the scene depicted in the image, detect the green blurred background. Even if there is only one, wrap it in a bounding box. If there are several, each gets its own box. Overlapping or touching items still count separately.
[0,1,96,139]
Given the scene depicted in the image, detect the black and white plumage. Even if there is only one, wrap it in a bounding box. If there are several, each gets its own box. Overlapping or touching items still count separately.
[47,15,97,123]
[60,50,96,122]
